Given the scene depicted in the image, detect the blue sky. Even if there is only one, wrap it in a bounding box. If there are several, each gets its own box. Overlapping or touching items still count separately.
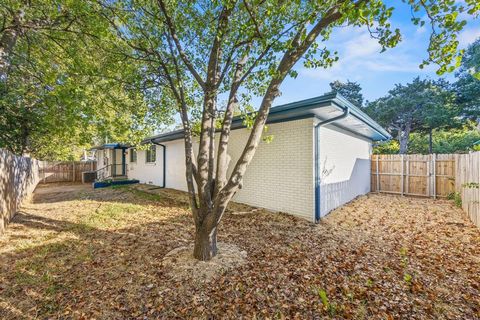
[272,4,480,105]
[167,5,479,131]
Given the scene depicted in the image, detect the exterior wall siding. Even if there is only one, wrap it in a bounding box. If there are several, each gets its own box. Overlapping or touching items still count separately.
[318,124,372,217]
[127,119,315,221]
[126,118,372,221]
[227,119,314,221]
[127,145,165,186]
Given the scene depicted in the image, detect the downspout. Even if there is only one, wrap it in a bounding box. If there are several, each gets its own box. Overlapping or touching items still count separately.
[150,140,166,188]
[314,106,350,223]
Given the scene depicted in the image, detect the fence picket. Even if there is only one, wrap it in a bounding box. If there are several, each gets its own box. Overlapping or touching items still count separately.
[39,161,96,183]
[371,154,455,197]
[372,152,479,227]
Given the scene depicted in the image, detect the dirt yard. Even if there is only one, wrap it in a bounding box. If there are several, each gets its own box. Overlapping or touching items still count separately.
[0,183,479,319]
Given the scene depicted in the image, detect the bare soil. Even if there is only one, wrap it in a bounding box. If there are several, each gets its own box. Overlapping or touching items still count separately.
[162,242,247,284]
[0,183,478,319]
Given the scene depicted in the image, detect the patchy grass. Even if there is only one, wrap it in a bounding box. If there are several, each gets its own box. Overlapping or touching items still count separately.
[81,202,145,229]
[0,184,479,319]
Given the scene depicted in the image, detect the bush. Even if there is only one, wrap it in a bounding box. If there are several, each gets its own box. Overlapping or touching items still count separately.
[447,192,462,208]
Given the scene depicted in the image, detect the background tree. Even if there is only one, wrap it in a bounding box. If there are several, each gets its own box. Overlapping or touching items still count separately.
[329,80,364,107]
[374,122,480,154]
[409,123,480,153]
[366,78,460,154]
[454,38,480,126]
[95,0,479,261]
[417,79,460,153]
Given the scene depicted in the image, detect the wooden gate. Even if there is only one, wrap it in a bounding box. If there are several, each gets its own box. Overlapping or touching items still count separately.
[39,161,96,183]
[371,154,456,198]
[372,152,479,228]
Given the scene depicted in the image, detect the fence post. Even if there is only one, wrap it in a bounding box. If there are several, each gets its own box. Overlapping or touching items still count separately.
[454,153,460,192]
[401,154,404,196]
[72,162,75,182]
[405,158,409,195]
[433,154,436,199]
[376,155,380,193]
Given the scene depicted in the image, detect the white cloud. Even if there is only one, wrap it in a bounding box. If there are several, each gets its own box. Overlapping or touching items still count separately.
[458,27,480,48]
[298,25,432,81]
[343,32,381,59]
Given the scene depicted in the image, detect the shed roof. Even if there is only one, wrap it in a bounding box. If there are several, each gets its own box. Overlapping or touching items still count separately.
[145,93,391,144]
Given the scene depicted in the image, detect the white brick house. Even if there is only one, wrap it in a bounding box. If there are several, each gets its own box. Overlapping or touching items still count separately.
[99,93,390,222]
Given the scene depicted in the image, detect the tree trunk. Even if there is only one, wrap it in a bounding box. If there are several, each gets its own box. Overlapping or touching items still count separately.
[428,128,433,154]
[398,122,412,154]
[193,224,217,261]
[159,3,347,262]
[0,12,22,80]
[399,135,408,154]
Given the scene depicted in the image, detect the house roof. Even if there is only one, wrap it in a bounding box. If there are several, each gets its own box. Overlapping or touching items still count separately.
[89,143,129,151]
[145,93,391,144]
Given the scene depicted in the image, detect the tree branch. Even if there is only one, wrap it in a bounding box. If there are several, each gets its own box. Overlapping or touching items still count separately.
[213,3,351,223]
[157,0,206,89]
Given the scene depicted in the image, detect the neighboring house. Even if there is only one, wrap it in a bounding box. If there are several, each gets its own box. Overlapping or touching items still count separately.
[96,93,391,222]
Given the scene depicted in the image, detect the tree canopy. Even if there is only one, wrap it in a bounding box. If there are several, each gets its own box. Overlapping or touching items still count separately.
[454,38,480,123]
[0,0,174,159]
[329,80,364,107]
[89,0,479,260]
[365,77,460,153]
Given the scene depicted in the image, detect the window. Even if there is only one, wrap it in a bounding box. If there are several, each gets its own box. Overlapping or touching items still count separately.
[146,145,156,163]
[129,149,137,163]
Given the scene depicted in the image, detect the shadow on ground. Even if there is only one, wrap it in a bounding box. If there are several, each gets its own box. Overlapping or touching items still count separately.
[0,184,479,319]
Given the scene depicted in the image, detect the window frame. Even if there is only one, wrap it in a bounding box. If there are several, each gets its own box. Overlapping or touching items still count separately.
[129,149,137,163]
[145,145,156,163]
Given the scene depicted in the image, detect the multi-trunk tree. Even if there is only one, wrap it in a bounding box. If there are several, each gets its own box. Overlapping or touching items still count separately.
[95,0,478,260]
[96,0,479,260]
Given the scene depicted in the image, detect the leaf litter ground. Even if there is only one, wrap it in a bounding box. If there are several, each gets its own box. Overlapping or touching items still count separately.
[0,183,478,319]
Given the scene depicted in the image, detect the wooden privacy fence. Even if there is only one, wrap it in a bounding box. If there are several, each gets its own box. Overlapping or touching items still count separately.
[372,152,480,227]
[371,154,456,198]
[455,152,480,227]
[39,161,96,183]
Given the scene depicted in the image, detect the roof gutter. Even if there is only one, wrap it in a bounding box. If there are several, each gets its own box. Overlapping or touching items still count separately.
[150,140,166,188]
[314,106,350,223]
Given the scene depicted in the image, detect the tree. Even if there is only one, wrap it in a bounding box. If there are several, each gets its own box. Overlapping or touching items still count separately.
[455,38,480,125]
[366,78,460,154]
[329,80,364,107]
[0,1,173,158]
[374,122,480,154]
[417,79,460,153]
[409,123,480,154]
[96,0,477,261]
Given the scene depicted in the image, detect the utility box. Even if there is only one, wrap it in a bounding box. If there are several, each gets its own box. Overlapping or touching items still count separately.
[82,171,97,183]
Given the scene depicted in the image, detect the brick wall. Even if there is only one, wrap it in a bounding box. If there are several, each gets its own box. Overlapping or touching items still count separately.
[129,119,315,221]
[0,149,40,235]
[228,118,314,221]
